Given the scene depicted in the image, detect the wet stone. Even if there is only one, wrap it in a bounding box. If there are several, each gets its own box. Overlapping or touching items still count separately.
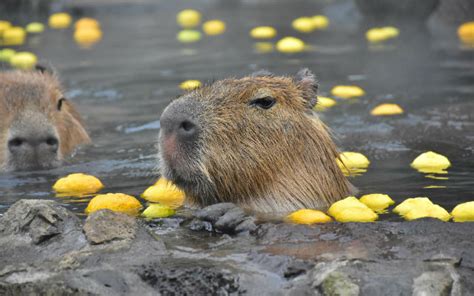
[319,271,360,296]
[83,210,138,244]
[412,271,453,296]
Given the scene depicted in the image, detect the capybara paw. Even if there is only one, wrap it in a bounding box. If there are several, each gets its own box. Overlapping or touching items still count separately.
[192,203,256,234]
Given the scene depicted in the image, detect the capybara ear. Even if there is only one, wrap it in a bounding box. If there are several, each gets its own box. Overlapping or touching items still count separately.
[294,68,318,109]
[250,69,274,77]
[35,63,57,77]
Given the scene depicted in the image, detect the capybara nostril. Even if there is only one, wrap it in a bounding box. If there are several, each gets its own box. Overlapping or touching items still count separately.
[8,138,25,151]
[45,136,59,147]
[178,120,197,136]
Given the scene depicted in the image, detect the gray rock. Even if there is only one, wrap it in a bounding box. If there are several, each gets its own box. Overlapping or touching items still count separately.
[83,210,138,244]
[412,271,453,296]
[320,272,360,296]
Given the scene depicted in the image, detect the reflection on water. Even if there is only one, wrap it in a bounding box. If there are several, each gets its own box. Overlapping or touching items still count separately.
[0,0,473,218]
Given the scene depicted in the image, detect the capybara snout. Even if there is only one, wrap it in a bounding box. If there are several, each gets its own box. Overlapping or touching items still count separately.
[159,69,353,213]
[0,69,91,172]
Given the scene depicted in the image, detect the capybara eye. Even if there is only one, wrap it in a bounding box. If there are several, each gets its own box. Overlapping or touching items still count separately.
[249,96,276,110]
[57,98,66,111]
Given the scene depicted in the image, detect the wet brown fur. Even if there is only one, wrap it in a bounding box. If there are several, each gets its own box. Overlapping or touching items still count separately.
[163,72,353,214]
[0,70,90,170]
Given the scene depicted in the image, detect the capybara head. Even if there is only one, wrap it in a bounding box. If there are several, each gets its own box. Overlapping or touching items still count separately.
[0,69,90,171]
[159,69,353,213]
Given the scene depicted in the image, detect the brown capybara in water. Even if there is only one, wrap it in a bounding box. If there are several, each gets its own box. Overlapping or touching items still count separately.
[159,69,353,214]
[0,69,90,171]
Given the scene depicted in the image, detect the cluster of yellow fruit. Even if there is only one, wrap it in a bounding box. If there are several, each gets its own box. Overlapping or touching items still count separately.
[292,15,329,33]
[53,173,184,219]
[176,9,226,43]
[288,195,474,224]
[366,26,400,43]
[0,20,39,69]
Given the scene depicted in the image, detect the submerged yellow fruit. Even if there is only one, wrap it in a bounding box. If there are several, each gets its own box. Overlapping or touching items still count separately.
[177,30,201,43]
[337,152,370,175]
[276,36,305,53]
[370,103,404,116]
[53,173,104,195]
[48,12,72,29]
[286,209,332,224]
[311,15,329,30]
[10,52,37,70]
[0,48,16,62]
[254,42,274,53]
[203,20,226,35]
[333,207,378,222]
[74,27,102,46]
[142,178,185,208]
[451,201,474,222]
[458,22,474,45]
[328,196,368,217]
[177,9,201,28]
[359,193,395,213]
[2,27,26,46]
[331,85,365,99]
[142,204,176,219]
[85,193,142,215]
[292,17,315,33]
[26,22,45,34]
[411,151,451,174]
[250,26,277,39]
[314,96,337,111]
[179,79,201,90]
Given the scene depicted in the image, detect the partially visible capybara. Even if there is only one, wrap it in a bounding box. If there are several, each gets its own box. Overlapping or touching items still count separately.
[0,69,90,171]
[159,69,353,214]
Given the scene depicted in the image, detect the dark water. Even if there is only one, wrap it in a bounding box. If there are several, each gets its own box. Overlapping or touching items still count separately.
[0,0,473,217]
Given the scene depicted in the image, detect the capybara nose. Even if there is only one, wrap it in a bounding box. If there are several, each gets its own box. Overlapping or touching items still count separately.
[160,101,200,143]
[177,119,197,138]
[8,135,59,154]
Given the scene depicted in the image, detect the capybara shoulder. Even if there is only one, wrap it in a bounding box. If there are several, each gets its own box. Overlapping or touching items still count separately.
[0,69,90,171]
[159,69,353,213]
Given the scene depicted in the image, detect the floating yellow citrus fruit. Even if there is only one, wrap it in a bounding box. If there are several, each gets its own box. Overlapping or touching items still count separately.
[359,193,395,213]
[457,22,474,45]
[26,22,45,34]
[0,48,16,62]
[75,18,100,30]
[177,30,201,43]
[451,201,474,222]
[337,152,370,176]
[292,17,314,33]
[53,173,104,195]
[179,80,201,90]
[311,15,329,30]
[2,27,26,46]
[48,12,72,29]
[85,193,142,215]
[411,151,451,174]
[250,26,277,39]
[314,96,337,111]
[366,26,399,43]
[286,209,332,224]
[142,204,176,219]
[74,27,102,47]
[393,197,450,222]
[328,196,368,217]
[177,9,201,28]
[276,36,305,53]
[142,178,185,208]
[0,20,12,35]
[10,52,37,70]
[370,103,404,116]
[332,207,378,222]
[202,20,226,35]
[331,85,365,99]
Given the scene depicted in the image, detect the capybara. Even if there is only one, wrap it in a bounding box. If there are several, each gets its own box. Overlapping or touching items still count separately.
[159,69,353,214]
[0,69,90,171]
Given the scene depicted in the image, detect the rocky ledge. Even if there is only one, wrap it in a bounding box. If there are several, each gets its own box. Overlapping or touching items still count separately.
[0,199,472,295]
